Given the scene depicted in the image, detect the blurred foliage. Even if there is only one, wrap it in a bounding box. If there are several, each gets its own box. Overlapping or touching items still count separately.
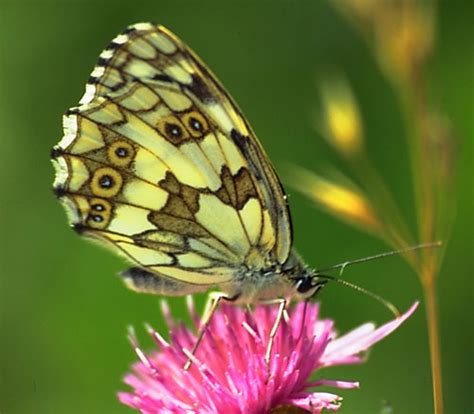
[0,1,472,413]
[295,2,456,411]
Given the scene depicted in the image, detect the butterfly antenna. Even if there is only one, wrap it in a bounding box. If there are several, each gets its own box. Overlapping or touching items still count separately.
[317,274,401,317]
[316,241,442,275]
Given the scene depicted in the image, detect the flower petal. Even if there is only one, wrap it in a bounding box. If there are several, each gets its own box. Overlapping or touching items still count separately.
[289,392,343,413]
[307,379,359,389]
[321,302,419,366]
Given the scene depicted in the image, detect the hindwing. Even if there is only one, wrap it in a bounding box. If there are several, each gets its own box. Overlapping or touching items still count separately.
[52,23,292,285]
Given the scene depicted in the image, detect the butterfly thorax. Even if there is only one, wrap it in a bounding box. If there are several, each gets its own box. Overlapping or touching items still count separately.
[218,250,317,304]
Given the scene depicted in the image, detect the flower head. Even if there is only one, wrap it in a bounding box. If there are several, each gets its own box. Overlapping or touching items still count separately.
[119,300,418,413]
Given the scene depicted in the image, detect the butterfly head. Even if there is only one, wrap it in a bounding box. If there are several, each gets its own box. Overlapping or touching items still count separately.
[292,270,328,301]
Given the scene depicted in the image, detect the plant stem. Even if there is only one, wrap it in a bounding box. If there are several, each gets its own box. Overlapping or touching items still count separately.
[399,61,445,414]
[423,275,444,414]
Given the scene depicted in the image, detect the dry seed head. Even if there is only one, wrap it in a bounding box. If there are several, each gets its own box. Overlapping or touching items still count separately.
[291,167,380,232]
[374,1,435,82]
[319,78,363,157]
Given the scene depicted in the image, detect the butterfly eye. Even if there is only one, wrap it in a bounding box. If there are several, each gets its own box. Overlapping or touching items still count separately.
[296,277,314,294]
[296,277,327,296]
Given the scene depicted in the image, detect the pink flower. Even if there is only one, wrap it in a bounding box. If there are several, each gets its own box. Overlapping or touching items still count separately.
[119,300,418,413]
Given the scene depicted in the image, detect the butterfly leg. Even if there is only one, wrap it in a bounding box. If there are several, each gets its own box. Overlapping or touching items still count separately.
[184,291,236,370]
[265,298,288,365]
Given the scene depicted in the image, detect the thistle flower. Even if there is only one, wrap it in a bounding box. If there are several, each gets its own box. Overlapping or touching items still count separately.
[119,300,417,413]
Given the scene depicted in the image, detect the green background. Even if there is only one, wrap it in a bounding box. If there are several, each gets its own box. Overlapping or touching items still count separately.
[0,1,472,413]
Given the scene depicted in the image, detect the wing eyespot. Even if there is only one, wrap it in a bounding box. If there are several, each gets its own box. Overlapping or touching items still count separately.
[156,115,190,144]
[90,198,111,212]
[107,140,135,167]
[99,175,114,188]
[181,111,209,138]
[189,118,201,130]
[89,214,104,223]
[86,198,113,229]
[115,147,128,157]
[90,167,123,198]
[165,122,183,138]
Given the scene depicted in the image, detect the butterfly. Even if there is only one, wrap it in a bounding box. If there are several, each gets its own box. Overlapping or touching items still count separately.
[52,22,329,366]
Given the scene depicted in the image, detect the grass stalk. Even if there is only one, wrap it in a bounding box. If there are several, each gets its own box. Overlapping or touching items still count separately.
[423,273,444,414]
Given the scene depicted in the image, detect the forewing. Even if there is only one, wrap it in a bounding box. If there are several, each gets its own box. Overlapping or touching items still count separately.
[52,23,292,285]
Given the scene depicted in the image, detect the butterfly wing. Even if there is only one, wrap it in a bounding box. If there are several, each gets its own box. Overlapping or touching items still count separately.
[52,23,292,287]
